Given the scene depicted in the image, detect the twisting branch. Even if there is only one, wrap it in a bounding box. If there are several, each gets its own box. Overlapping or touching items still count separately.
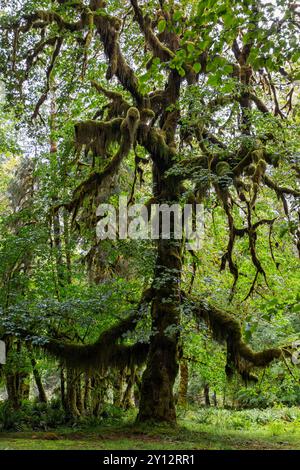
[264,175,300,198]
[61,107,141,219]
[130,0,174,62]
[25,36,59,78]
[18,10,83,33]
[91,80,130,118]
[21,288,153,372]
[94,11,143,104]
[248,93,270,113]
[188,298,290,382]
[32,37,63,119]
[219,190,239,298]
[267,71,285,118]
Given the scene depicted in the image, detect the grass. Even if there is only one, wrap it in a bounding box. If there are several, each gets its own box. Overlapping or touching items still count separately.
[0,407,300,450]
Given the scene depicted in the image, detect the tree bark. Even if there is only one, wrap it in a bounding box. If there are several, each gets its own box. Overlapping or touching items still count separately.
[122,367,136,410]
[113,369,127,408]
[178,359,189,406]
[60,366,67,411]
[76,375,84,414]
[212,390,217,407]
[5,340,30,409]
[204,384,211,407]
[83,373,91,414]
[66,368,80,418]
[138,173,182,422]
[30,356,47,403]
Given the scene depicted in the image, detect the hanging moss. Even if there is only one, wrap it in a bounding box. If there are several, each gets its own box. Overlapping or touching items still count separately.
[91,81,130,119]
[67,107,141,219]
[191,299,284,382]
[74,117,123,158]
[43,338,149,373]
[39,312,147,372]
[37,289,153,373]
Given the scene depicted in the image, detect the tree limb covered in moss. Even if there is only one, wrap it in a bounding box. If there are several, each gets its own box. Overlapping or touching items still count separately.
[61,108,140,218]
[18,10,83,33]
[34,288,153,371]
[130,0,174,62]
[93,11,143,104]
[32,36,63,119]
[189,298,289,382]
[264,175,300,198]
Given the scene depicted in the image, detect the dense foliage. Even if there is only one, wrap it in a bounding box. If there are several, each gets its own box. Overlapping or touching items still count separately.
[0,0,299,430]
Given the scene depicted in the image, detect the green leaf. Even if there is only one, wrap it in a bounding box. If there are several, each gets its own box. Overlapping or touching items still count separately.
[187,43,195,53]
[207,73,221,86]
[193,62,201,73]
[158,19,166,33]
[173,11,183,21]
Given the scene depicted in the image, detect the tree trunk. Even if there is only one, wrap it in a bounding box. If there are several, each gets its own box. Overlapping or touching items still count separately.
[76,375,84,415]
[30,356,47,403]
[63,208,72,284]
[113,369,127,408]
[137,112,183,421]
[60,367,67,411]
[122,367,136,410]
[178,359,189,405]
[84,373,91,414]
[5,340,30,409]
[6,373,21,410]
[66,368,80,418]
[138,216,182,422]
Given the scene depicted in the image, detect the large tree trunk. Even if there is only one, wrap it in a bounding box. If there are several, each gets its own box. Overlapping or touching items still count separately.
[138,178,182,421]
[90,371,111,417]
[136,67,183,423]
[113,369,127,408]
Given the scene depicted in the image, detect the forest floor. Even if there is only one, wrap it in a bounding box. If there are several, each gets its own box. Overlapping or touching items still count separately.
[1,407,300,450]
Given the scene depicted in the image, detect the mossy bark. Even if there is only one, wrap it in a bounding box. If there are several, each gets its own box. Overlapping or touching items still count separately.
[76,375,84,414]
[137,247,181,422]
[5,340,30,409]
[91,372,110,416]
[122,367,136,410]
[137,168,182,423]
[60,367,67,411]
[83,373,92,414]
[31,356,47,403]
[113,369,127,408]
[178,359,189,406]
[65,368,80,419]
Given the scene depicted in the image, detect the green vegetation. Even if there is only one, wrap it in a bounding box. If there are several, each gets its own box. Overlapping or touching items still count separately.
[1,407,300,450]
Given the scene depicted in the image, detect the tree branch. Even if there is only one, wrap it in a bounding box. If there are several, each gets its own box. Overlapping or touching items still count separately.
[190,298,288,381]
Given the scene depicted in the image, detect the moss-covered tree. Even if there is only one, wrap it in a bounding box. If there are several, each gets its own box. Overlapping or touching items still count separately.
[0,0,299,422]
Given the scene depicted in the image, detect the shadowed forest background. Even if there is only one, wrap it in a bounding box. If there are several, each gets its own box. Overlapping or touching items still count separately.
[0,0,300,450]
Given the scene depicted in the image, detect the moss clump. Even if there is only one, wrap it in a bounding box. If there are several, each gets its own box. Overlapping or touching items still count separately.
[193,300,283,382]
